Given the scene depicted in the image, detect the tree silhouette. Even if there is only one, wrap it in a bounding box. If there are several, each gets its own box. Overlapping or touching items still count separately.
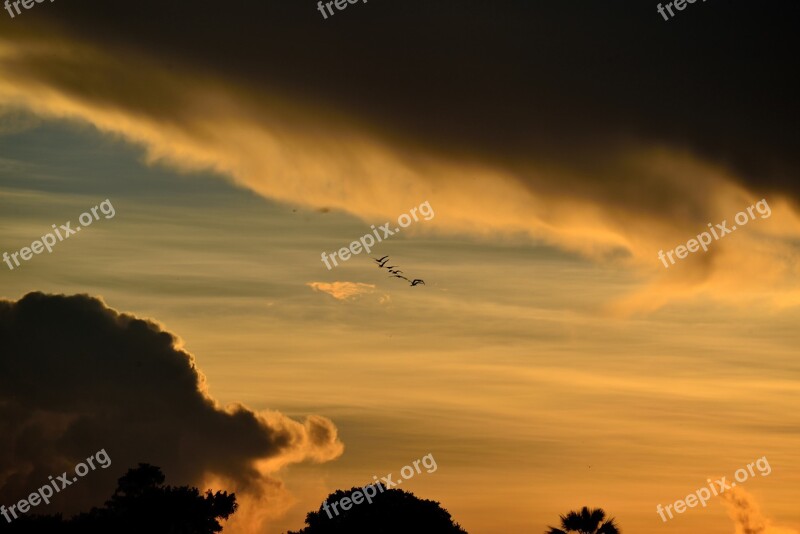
[545,506,620,534]
[287,483,467,534]
[0,464,236,534]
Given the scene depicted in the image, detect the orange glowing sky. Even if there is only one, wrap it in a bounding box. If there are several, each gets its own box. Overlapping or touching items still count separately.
[2,2,800,533]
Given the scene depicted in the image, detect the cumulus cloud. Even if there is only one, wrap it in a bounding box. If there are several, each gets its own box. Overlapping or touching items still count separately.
[0,292,343,531]
[720,486,798,534]
[307,281,376,301]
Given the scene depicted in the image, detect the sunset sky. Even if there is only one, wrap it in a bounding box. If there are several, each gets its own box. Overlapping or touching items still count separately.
[1,1,800,533]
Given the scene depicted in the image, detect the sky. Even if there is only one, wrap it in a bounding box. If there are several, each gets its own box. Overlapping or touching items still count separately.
[1,1,800,533]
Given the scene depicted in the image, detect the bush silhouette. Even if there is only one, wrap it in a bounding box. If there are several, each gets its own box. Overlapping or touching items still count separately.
[546,506,620,534]
[288,483,467,534]
[0,463,236,534]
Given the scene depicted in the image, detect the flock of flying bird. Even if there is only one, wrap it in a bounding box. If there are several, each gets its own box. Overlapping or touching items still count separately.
[372,256,425,287]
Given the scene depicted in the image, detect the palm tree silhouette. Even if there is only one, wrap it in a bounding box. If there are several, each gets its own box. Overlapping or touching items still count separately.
[545,507,620,534]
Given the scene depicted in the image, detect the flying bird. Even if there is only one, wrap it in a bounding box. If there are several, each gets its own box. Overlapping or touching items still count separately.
[374,256,423,287]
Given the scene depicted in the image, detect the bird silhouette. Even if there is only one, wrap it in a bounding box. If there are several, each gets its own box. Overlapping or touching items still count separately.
[373,257,425,288]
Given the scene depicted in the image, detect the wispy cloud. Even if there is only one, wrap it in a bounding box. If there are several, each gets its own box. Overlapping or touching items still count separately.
[307,281,376,301]
[720,486,799,534]
[2,31,799,314]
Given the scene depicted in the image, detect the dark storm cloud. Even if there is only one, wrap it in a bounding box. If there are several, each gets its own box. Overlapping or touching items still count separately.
[2,1,799,311]
[6,0,800,200]
[0,293,342,514]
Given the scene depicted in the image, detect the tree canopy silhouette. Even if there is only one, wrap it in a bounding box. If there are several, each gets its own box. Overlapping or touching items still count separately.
[0,464,236,534]
[546,506,620,534]
[287,483,467,534]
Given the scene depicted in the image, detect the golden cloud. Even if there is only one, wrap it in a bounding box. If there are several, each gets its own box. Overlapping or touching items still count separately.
[307,281,377,301]
[1,33,799,313]
[720,486,798,534]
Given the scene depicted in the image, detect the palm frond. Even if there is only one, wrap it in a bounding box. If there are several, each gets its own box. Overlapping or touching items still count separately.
[597,518,621,534]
